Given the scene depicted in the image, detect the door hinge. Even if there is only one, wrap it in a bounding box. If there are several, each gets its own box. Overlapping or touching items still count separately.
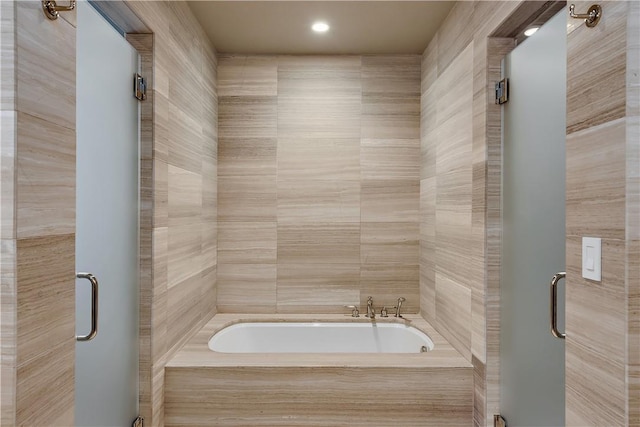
[495,78,509,104]
[132,416,144,427]
[494,414,507,427]
[134,73,146,101]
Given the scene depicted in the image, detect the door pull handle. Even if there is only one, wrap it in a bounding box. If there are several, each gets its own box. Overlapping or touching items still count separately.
[76,272,99,342]
[550,272,566,339]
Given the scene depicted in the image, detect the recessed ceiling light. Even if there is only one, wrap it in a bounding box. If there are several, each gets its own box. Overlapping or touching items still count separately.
[524,26,540,37]
[312,22,330,33]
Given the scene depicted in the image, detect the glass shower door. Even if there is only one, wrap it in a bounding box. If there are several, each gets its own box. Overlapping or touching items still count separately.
[76,1,139,425]
[500,9,566,426]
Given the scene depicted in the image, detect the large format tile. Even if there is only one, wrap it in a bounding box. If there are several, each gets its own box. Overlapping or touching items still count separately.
[277,224,360,265]
[277,263,360,313]
[435,274,472,360]
[218,222,276,265]
[16,113,75,239]
[566,118,626,240]
[16,1,75,129]
[218,55,278,97]
[217,264,277,313]
[567,0,627,134]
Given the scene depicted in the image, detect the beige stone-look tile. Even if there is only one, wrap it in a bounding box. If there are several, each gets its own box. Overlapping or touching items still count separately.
[218,55,278,97]
[278,224,360,265]
[566,236,626,366]
[361,179,419,223]
[436,274,472,360]
[15,340,73,426]
[360,265,419,314]
[567,0,627,134]
[16,234,74,366]
[566,339,626,427]
[201,265,217,321]
[168,165,202,227]
[167,273,204,356]
[16,112,75,239]
[1,111,16,240]
[16,1,75,130]
[201,153,217,224]
[154,92,170,163]
[153,158,168,228]
[219,96,277,139]
[362,55,421,95]
[218,222,276,265]
[421,34,438,93]
[201,220,216,270]
[436,2,474,76]
[361,94,420,140]
[420,177,436,242]
[166,363,471,427]
[566,118,626,240]
[168,223,202,289]
[277,97,361,139]
[277,179,360,225]
[1,0,15,112]
[278,138,360,181]
[419,240,436,324]
[217,264,276,313]
[277,56,361,99]
[168,103,203,174]
[276,263,360,313]
[218,138,277,177]
[361,139,419,181]
[218,174,277,222]
[1,238,17,425]
[360,222,419,266]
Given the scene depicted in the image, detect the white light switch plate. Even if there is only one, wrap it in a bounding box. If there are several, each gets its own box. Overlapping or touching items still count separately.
[582,237,601,281]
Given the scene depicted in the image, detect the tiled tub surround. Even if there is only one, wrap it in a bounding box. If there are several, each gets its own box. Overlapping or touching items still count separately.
[165,314,472,426]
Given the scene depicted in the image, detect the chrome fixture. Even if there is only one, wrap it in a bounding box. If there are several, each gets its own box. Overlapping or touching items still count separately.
[76,272,99,341]
[549,272,566,339]
[344,305,360,318]
[42,0,76,20]
[380,306,390,318]
[366,296,375,319]
[569,4,602,28]
[395,297,406,318]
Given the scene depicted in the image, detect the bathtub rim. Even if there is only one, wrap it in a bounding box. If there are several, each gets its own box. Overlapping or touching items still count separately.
[166,314,472,369]
[207,320,436,353]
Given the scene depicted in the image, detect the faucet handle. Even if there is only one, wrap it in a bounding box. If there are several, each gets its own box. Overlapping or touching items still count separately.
[380,306,396,318]
[344,305,360,317]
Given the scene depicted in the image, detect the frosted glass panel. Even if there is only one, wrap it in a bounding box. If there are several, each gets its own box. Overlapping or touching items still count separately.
[76,1,139,425]
[500,9,566,427]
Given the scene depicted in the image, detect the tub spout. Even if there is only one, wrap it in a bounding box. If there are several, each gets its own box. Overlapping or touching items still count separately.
[366,296,375,319]
[395,297,406,318]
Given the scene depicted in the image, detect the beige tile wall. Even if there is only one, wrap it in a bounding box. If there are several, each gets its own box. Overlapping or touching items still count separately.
[419,2,521,426]
[217,54,421,315]
[2,1,219,425]
[124,2,219,425]
[565,1,640,426]
[0,1,77,424]
[421,2,639,427]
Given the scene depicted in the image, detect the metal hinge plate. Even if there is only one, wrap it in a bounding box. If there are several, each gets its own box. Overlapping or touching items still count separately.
[494,414,507,427]
[132,416,143,427]
[134,73,146,101]
[495,78,509,105]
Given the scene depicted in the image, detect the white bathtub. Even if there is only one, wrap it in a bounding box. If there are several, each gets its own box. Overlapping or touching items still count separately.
[208,321,434,353]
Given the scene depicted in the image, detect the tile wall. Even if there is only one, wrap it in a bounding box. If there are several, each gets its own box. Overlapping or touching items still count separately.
[217,55,422,314]
[564,1,640,426]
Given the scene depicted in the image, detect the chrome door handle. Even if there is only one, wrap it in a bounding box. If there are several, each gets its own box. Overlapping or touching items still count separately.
[76,272,98,341]
[550,272,566,339]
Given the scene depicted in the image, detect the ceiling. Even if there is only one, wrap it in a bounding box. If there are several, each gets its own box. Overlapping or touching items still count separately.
[187,1,455,55]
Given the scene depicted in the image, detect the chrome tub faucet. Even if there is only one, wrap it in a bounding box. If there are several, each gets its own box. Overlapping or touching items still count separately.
[366,296,375,319]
